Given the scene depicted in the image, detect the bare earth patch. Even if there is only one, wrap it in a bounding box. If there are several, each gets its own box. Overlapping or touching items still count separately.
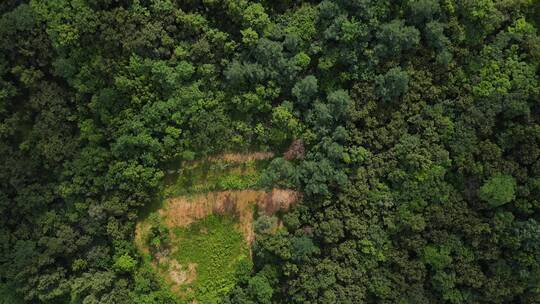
[134,151,300,300]
[150,254,197,297]
[161,189,300,243]
[134,187,300,297]
[168,260,197,285]
[134,221,150,255]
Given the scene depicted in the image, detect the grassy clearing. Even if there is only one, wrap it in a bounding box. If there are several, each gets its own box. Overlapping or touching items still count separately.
[163,159,269,198]
[135,153,298,303]
[172,215,251,303]
[136,213,251,303]
[135,156,267,303]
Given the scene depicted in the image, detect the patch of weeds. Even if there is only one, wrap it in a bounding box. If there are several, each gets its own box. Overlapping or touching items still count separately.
[164,160,270,197]
[172,215,250,303]
[146,213,170,256]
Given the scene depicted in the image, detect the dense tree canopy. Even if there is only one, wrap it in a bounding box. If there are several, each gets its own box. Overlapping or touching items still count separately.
[1,0,539,303]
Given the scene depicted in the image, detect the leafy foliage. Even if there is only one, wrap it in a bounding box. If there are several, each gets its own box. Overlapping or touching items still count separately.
[479,174,517,207]
[1,0,539,303]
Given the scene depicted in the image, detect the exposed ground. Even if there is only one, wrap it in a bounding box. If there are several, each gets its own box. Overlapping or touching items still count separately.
[135,152,300,303]
[163,188,299,243]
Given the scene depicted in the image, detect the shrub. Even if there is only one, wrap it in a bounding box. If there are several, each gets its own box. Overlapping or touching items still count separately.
[479,174,516,207]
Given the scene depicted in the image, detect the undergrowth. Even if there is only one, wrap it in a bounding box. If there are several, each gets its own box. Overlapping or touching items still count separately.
[164,160,269,197]
[172,215,251,303]
[137,157,267,303]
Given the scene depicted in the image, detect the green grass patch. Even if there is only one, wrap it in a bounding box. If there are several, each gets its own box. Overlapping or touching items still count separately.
[164,159,269,198]
[136,157,269,302]
[172,215,251,303]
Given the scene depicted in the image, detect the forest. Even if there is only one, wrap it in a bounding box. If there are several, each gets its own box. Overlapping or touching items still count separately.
[1,0,539,303]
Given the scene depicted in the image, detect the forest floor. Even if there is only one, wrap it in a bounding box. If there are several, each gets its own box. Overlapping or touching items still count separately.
[134,152,299,303]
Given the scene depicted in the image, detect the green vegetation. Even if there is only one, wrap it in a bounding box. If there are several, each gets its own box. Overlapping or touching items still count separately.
[130,262,178,304]
[164,159,268,197]
[137,157,263,303]
[171,215,250,303]
[146,213,171,255]
[0,283,24,304]
[1,1,540,304]
[479,173,517,207]
[114,254,137,273]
